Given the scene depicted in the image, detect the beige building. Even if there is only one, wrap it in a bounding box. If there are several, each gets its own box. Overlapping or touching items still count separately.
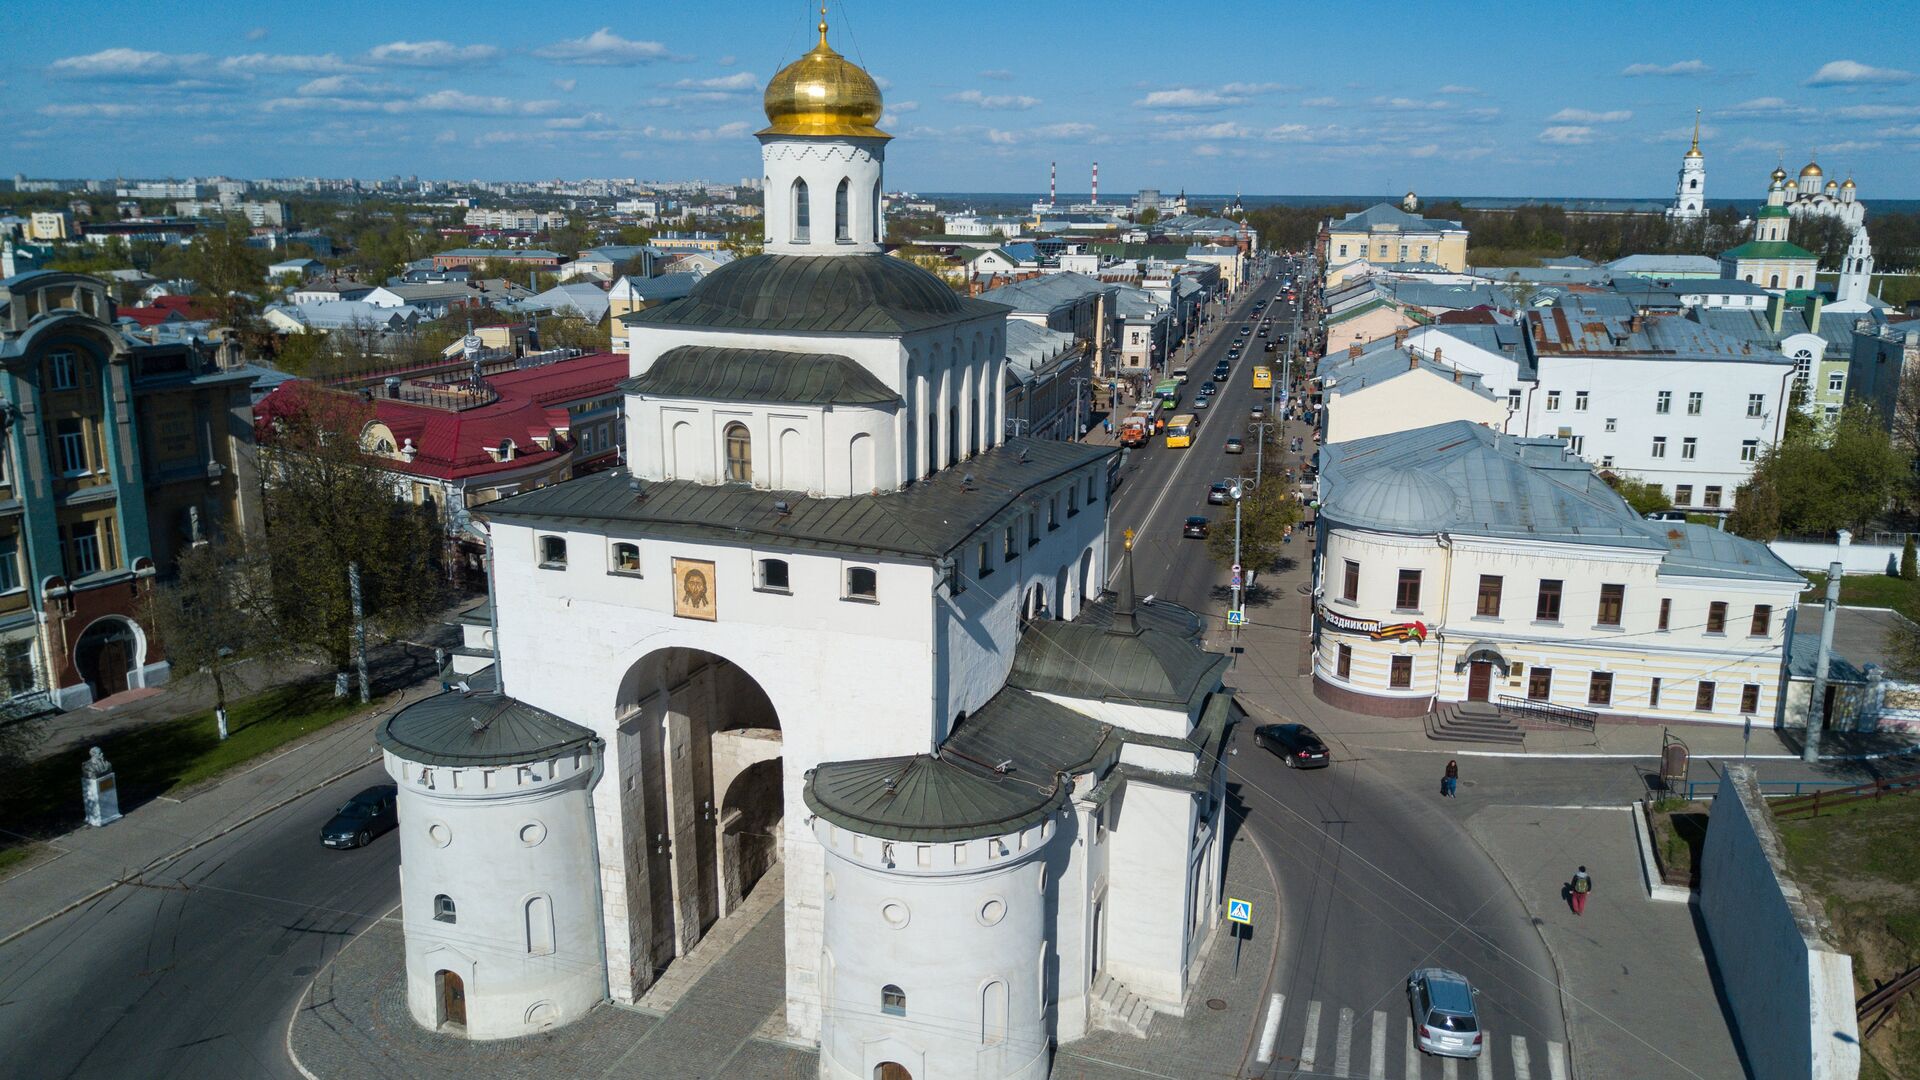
[1322,204,1469,273]
[1319,343,1509,444]
[27,211,75,242]
[1321,296,1425,356]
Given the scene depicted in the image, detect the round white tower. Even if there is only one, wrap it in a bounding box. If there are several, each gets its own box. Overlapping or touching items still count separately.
[378,690,605,1040]
[1669,109,1706,220]
[806,756,1062,1080]
[758,16,889,255]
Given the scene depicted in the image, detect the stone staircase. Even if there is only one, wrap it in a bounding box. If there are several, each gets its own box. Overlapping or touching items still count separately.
[1426,701,1525,745]
[1088,971,1155,1038]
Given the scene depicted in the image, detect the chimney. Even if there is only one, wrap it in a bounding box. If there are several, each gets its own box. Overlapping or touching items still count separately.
[1408,351,1419,371]
[1766,293,1786,334]
[1091,162,1099,205]
[1452,367,1461,384]
[1629,313,1644,334]
[1394,327,1409,345]
[1049,161,1057,205]
[1804,293,1823,333]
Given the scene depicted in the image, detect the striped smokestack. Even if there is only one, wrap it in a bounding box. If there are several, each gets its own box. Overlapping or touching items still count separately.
[1049,161,1056,204]
[1091,161,1098,204]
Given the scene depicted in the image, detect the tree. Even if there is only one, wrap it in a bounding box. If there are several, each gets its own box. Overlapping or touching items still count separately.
[146,540,277,737]
[1137,206,1161,229]
[255,387,450,687]
[1904,536,1917,581]
[1729,403,1906,539]
[1204,477,1301,575]
[186,215,270,328]
[1603,472,1671,516]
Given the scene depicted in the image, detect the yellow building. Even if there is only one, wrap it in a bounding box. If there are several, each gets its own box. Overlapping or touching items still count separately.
[27,211,75,242]
[1321,204,1469,273]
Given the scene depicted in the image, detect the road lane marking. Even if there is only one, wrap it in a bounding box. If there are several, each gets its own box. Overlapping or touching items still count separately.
[1510,1035,1532,1080]
[1369,1010,1387,1079]
[1547,1040,1569,1080]
[1257,993,1284,1063]
[1333,1006,1354,1077]
[1299,999,1322,1072]
[1477,1034,1493,1080]
[1405,1017,1421,1078]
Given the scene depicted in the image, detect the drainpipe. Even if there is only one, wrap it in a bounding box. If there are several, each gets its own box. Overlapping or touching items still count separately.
[481,522,504,696]
[1431,533,1453,709]
[1803,530,1850,763]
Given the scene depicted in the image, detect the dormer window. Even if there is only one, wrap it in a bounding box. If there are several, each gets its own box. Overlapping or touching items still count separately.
[48,351,78,391]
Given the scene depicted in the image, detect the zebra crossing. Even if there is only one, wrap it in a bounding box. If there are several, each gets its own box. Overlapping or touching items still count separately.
[1255,994,1569,1079]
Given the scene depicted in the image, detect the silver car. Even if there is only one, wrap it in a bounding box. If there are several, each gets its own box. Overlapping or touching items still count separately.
[1407,968,1482,1058]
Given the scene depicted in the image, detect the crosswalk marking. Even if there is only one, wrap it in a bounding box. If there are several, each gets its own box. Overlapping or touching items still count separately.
[1443,1053,1459,1079]
[1478,1034,1494,1080]
[1369,1010,1388,1080]
[1333,1006,1354,1077]
[1257,994,1284,1064]
[1547,1040,1569,1080]
[1300,999,1323,1072]
[1405,1016,1421,1078]
[1511,1034,1532,1080]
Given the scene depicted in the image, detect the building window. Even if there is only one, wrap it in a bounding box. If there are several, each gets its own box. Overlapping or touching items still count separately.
[1389,654,1412,688]
[846,566,878,601]
[1751,605,1772,637]
[1597,583,1624,627]
[538,535,567,569]
[433,894,456,923]
[757,558,790,593]
[1601,455,1614,468]
[1748,393,1765,417]
[0,535,19,594]
[1003,525,1018,562]
[1703,486,1722,508]
[526,894,555,956]
[1696,681,1716,712]
[48,351,78,391]
[1604,417,1617,432]
[1528,667,1553,701]
[982,979,1008,1045]
[1792,351,1813,388]
[724,423,752,483]
[1396,569,1422,610]
[1588,671,1613,707]
[1086,475,1098,504]
[1741,440,1759,462]
[67,522,102,576]
[1655,390,1672,414]
[1476,575,1502,617]
[1658,597,1671,630]
[791,178,810,243]
[1342,560,1359,603]
[1675,484,1693,506]
[1337,643,1351,678]
[1574,391,1589,412]
[976,542,992,578]
[1680,437,1697,460]
[834,177,851,242]
[610,542,641,575]
[1828,371,1846,393]
[1650,677,1662,709]
[1545,390,1561,411]
[1047,498,1059,532]
[1027,510,1039,547]
[1687,391,1703,415]
[1651,436,1667,459]
[1535,579,1563,622]
[1067,486,1079,517]
[1338,244,1348,258]
[1740,684,1761,714]
[55,418,89,476]
[881,984,907,1017]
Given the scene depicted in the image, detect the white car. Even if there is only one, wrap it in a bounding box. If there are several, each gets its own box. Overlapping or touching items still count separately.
[1407,968,1483,1058]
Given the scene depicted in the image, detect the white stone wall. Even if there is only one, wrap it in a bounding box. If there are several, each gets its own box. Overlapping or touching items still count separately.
[383,746,605,1040]
[1102,782,1201,1010]
[760,136,887,256]
[1322,368,1509,444]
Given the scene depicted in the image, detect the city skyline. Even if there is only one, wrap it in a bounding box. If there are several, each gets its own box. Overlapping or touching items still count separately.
[5,0,1920,197]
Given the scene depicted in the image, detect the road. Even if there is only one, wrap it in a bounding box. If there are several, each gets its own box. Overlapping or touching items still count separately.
[0,768,399,1080]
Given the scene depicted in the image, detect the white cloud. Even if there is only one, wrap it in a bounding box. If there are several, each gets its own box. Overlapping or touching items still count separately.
[670,71,756,91]
[1217,82,1289,96]
[879,100,920,127]
[986,122,1098,145]
[717,55,736,67]
[1537,125,1595,145]
[1806,60,1915,87]
[948,89,1040,110]
[1720,97,1814,118]
[534,29,670,66]
[1372,97,1450,111]
[1880,123,1920,139]
[1135,88,1230,109]
[1302,96,1341,107]
[49,48,206,80]
[246,27,269,41]
[366,40,500,68]
[1621,59,1709,77]
[552,78,577,92]
[544,113,611,129]
[619,121,753,146]
[979,69,1015,82]
[1407,144,1441,158]
[220,53,361,74]
[1550,108,1632,123]
[1831,104,1920,120]
[1437,84,1479,95]
[263,90,557,116]
[295,75,399,97]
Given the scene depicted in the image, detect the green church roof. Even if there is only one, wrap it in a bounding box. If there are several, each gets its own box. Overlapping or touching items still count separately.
[1721,240,1816,261]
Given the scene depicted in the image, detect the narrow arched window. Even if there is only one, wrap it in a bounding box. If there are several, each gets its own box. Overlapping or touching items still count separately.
[525,894,554,955]
[871,178,883,243]
[881,984,906,1016]
[791,179,810,243]
[835,177,851,242]
[724,423,752,483]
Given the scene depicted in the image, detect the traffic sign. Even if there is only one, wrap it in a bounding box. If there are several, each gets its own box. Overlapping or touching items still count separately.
[1230,572,1242,588]
[1230,563,1242,574]
[1227,609,1246,627]
[1227,897,1253,925]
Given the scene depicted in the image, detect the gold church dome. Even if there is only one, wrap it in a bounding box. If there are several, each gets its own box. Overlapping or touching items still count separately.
[1770,166,1788,182]
[1842,177,1856,189]
[1799,160,1824,180]
[760,15,889,140]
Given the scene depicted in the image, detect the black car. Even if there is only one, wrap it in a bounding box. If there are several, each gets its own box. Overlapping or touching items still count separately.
[1254,723,1331,768]
[1199,381,1217,396]
[1208,480,1231,504]
[1182,515,1210,539]
[321,784,399,848]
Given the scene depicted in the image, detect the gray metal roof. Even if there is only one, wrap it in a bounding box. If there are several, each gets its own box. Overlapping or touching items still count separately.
[1606,255,1723,276]
[1328,204,1465,233]
[979,271,1114,315]
[804,751,1068,844]
[622,345,897,406]
[625,253,1007,334]
[1322,347,1495,400]
[1007,617,1228,707]
[376,689,598,767]
[1526,299,1794,365]
[478,436,1115,561]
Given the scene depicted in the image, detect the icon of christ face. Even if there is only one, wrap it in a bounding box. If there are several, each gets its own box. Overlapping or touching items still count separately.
[682,569,710,609]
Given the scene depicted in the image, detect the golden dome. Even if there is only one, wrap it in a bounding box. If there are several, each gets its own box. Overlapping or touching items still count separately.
[1770,165,1787,182]
[760,17,889,140]
[1842,177,1857,189]
[1800,159,1823,179]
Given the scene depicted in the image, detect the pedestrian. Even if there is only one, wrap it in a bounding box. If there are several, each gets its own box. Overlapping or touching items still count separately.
[1570,866,1593,915]
[1442,759,1458,798]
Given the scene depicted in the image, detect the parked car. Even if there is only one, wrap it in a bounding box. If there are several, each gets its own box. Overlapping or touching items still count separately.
[1182,515,1210,539]
[1249,405,1267,420]
[1407,968,1483,1058]
[321,784,399,849]
[1172,367,1190,383]
[1645,510,1687,522]
[1208,480,1232,505]
[1265,341,1279,352]
[1254,723,1330,768]
[1225,437,1245,454]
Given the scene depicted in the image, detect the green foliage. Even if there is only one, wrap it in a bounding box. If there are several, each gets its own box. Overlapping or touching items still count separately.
[1137,206,1161,229]
[1904,536,1917,582]
[1603,472,1671,515]
[146,540,279,719]
[1729,404,1906,540]
[1203,477,1301,573]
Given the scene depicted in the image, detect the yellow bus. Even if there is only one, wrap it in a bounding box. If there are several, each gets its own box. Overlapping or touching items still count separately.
[1252,365,1273,390]
[1164,414,1198,448]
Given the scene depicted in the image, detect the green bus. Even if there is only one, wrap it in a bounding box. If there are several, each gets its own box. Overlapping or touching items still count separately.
[1154,380,1180,411]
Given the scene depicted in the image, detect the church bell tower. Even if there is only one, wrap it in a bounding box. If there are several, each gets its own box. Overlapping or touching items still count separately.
[1669,109,1706,221]
[757,11,889,256]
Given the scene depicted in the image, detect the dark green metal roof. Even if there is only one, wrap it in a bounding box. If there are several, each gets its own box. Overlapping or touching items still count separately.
[478,437,1116,561]
[621,345,897,406]
[805,753,1067,844]
[1720,240,1816,261]
[623,253,1008,334]
[1007,619,1228,707]
[377,689,598,767]
[943,687,1119,779]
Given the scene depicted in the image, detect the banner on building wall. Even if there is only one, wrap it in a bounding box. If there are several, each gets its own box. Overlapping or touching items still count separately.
[1317,606,1429,644]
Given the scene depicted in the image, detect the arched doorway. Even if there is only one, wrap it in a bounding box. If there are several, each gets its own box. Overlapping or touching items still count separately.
[721,759,782,910]
[875,1064,912,1080]
[75,617,140,700]
[435,970,466,1030]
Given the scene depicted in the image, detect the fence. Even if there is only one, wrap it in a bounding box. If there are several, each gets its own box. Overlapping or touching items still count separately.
[1496,694,1596,731]
[1771,771,1920,820]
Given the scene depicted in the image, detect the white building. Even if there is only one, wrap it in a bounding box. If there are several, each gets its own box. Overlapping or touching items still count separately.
[1666,112,1707,221]
[1780,160,1865,232]
[379,21,1238,1077]
[464,208,569,231]
[1311,421,1804,721]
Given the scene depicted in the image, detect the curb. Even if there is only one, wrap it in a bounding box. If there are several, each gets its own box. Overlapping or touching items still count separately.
[0,751,381,951]
[1631,801,1694,905]
[1347,743,1920,763]
[1231,817,1287,1077]
[285,899,403,1080]
[1461,806,1581,1080]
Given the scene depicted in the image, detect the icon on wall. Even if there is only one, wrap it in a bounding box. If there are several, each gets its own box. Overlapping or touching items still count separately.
[673,558,716,621]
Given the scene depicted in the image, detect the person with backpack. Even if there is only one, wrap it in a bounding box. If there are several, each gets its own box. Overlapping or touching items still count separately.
[1570,866,1593,915]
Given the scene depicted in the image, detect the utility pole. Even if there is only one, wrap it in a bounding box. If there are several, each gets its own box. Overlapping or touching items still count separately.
[1071,375,1088,439]
[1251,420,1271,487]
[1803,529,1850,762]
[1230,477,1245,623]
[349,561,370,705]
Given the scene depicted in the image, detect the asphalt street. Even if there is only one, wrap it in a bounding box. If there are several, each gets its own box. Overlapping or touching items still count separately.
[0,767,399,1080]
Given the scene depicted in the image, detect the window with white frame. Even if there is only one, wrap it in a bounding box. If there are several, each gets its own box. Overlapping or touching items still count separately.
[845,565,878,601]
[1792,350,1813,387]
[1600,455,1614,468]
[1747,393,1765,417]
[1545,390,1561,411]
[0,534,19,593]
[1604,417,1617,431]
[1507,389,1522,410]
[68,521,102,576]
[1574,391,1589,412]
[1687,391,1703,415]
[1681,437,1697,460]
[757,558,790,592]
[48,351,78,391]
[609,542,640,575]
[1655,390,1672,414]
[1741,439,1759,462]
[538,535,567,569]
[1828,371,1845,393]
[1651,436,1667,458]
[54,418,89,476]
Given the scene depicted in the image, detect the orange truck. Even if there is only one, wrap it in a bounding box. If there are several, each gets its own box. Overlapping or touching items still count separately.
[1118,412,1151,447]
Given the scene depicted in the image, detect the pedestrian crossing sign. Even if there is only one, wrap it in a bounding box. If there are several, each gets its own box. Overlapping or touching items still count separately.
[1227,609,1246,627]
[1227,897,1252,925]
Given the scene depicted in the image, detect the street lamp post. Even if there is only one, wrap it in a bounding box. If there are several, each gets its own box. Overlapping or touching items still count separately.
[1230,477,1245,623]
[1804,529,1851,763]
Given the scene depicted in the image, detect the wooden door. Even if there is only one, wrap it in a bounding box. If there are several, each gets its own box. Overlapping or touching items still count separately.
[875,1064,912,1080]
[1467,661,1492,703]
[96,640,129,698]
[439,970,466,1028]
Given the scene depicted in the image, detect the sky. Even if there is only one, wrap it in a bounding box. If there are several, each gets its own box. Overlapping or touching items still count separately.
[6,0,1920,199]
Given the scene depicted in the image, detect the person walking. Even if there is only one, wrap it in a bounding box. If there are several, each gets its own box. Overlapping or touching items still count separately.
[1570,866,1593,915]
[1442,759,1459,798]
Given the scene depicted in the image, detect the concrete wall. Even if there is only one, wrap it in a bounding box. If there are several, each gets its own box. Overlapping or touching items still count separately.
[1768,541,1902,575]
[1699,766,1860,1080]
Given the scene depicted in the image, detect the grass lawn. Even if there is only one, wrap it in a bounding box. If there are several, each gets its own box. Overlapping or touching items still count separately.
[1645,799,1709,887]
[0,680,379,860]
[1800,570,1920,622]
[1779,791,1920,1078]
